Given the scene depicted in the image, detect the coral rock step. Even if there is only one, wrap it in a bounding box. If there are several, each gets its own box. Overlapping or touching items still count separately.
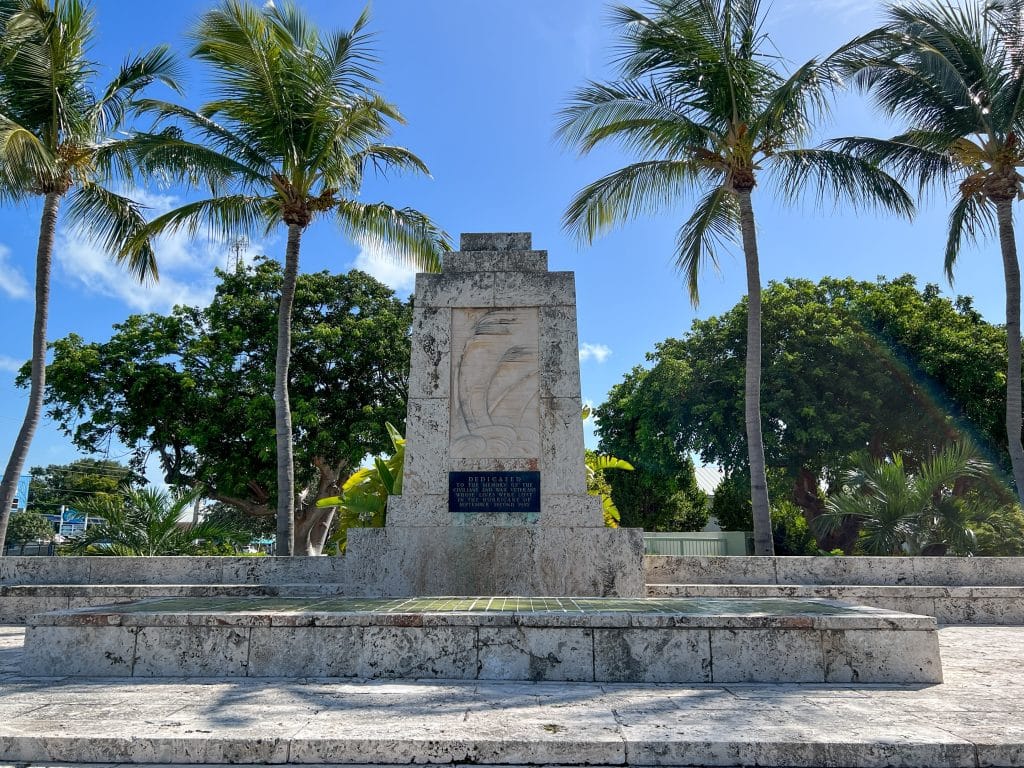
[646,583,1024,624]
[21,595,942,684]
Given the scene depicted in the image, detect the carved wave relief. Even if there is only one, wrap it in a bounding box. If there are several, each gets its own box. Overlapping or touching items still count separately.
[450,308,541,458]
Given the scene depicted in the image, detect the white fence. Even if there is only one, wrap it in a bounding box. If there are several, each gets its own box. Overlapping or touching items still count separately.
[642,531,751,556]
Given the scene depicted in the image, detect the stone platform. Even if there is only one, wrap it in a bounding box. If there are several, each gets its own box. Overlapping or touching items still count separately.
[22,596,942,683]
[2,626,1020,767]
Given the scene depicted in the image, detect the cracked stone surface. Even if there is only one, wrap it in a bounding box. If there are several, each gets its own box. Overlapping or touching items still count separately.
[1,625,1022,766]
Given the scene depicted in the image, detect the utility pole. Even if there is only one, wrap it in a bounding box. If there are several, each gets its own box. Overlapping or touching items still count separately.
[228,237,248,272]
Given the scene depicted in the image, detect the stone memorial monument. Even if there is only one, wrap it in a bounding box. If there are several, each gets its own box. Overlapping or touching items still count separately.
[346,232,645,596]
[16,239,944,687]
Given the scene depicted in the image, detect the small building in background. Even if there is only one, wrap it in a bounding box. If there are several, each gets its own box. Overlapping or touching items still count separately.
[11,475,30,513]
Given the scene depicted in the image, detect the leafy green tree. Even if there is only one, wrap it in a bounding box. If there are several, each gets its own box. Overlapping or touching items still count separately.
[27,459,140,516]
[558,0,912,554]
[834,0,1024,501]
[596,275,1012,549]
[595,359,709,532]
[31,259,412,555]
[0,0,181,554]
[818,443,989,555]
[123,1,449,554]
[202,503,275,543]
[711,473,754,532]
[66,487,246,556]
[4,511,54,553]
[964,494,1024,556]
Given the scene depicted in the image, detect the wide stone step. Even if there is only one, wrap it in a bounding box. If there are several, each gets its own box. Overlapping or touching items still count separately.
[0,583,342,624]
[21,595,942,684]
[647,583,1024,624]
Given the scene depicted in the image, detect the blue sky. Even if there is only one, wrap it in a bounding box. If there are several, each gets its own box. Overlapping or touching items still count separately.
[0,0,1011,481]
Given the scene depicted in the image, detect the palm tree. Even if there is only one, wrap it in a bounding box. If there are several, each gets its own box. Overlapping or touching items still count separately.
[66,487,246,556]
[831,0,1024,503]
[557,0,913,554]
[0,0,181,555]
[123,1,450,556]
[817,443,988,555]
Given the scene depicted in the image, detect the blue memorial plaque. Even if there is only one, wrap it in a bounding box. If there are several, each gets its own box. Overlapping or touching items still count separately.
[448,471,541,513]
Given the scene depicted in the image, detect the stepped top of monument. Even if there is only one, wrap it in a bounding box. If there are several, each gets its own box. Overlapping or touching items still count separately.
[445,232,547,273]
[459,232,531,251]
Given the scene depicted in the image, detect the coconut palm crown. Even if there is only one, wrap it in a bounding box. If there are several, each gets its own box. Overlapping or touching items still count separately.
[0,0,181,554]
[557,0,913,554]
[830,0,1024,502]
[123,1,450,555]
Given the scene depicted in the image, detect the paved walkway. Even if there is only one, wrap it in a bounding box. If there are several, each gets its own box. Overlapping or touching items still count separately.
[1,625,1022,766]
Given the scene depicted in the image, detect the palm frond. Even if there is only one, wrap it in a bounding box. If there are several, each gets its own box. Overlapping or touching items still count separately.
[91,44,183,134]
[825,135,956,194]
[769,148,914,218]
[675,184,740,305]
[318,5,378,94]
[0,116,55,192]
[563,159,705,245]
[945,192,996,280]
[335,199,450,272]
[132,99,275,180]
[556,79,717,157]
[351,144,430,180]
[114,128,270,193]
[753,56,836,148]
[126,193,276,255]
[66,182,159,281]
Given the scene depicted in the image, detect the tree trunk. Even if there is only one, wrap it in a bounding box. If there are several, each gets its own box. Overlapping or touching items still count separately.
[275,223,303,556]
[0,193,62,556]
[736,189,774,555]
[295,505,335,556]
[996,198,1024,503]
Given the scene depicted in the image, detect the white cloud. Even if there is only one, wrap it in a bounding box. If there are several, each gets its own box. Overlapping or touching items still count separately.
[353,237,418,296]
[0,354,25,373]
[0,244,30,299]
[55,190,266,313]
[579,342,612,363]
[56,230,217,312]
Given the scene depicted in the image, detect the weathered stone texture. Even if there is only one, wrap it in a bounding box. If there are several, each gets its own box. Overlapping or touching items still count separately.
[133,625,250,677]
[407,305,451,399]
[343,232,644,598]
[20,596,941,682]
[824,628,943,683]
[444,249,548,272]
[645,555,1024,586]
[460,232,532,251]
[539,305,581,399]
[594,627,711,683]
[478,626,594,681]
[346,526,645,598]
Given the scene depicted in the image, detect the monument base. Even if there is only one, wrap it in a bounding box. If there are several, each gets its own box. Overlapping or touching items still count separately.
[344,525,645,598]
[21,596,943,683]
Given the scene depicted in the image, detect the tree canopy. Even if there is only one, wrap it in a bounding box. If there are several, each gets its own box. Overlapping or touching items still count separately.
[27,458,140,516]
[30,259,412,555]
[595,274,1014,546]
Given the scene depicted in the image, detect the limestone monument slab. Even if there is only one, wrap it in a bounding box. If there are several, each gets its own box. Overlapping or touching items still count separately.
[346,232,645,596]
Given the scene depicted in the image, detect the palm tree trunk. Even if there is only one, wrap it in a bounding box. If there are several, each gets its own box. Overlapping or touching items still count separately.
[996,198,1024,502]
[0,192,61,556]
[736,189,774,556]
[275,223,302,556]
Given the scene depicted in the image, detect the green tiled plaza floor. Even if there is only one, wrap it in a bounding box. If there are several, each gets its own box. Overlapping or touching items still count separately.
[94,595,877,616]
